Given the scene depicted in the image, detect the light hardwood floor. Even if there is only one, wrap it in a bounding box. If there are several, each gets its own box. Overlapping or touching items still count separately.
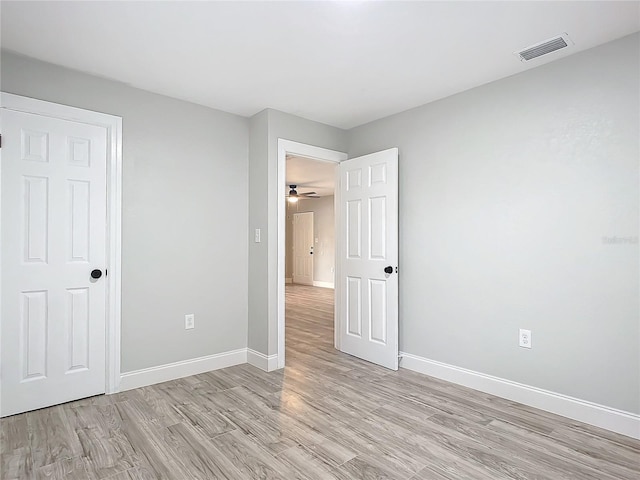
[2,284,639,479]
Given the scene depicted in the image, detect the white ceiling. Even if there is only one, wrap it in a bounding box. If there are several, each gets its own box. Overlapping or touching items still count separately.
[286,156,336,197]
[2,1,638,129]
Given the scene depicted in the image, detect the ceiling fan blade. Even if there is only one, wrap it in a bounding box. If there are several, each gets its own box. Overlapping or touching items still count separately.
[300,192,317,196]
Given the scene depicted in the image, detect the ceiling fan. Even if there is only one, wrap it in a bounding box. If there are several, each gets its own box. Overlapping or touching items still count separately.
[287,184,319,202]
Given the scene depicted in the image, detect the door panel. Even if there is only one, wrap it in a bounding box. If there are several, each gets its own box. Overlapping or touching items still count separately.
[67,287,90,372]
[338,148,398,370]
[24,175,49,263]
[347,200,362,258]
[369,279,387,344]
[1,109,108,416]
[21,290,48,380]
[69,180,91,262]
[346,276,362,337]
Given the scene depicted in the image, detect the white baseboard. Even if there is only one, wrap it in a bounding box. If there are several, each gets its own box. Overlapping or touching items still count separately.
[119,348,247,391]
[312,281,334,289]
[247,349,279,372]
[400,352,640,440]
[285,278,292,284]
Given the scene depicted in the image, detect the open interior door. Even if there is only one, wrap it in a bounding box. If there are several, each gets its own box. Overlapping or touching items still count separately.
[336,148,398,370]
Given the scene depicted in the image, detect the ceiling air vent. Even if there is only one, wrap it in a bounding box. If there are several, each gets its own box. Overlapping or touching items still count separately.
[516,33,573,61]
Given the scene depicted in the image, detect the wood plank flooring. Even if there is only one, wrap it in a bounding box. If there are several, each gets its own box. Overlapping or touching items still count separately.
[2,284,639,479]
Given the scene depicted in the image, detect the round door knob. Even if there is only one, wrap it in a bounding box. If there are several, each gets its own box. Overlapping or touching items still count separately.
[91,269,102,279]
[384,266,393,274]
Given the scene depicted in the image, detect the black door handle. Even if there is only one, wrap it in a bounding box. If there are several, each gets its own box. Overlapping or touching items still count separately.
[384,266,393,274]
[91,269,103,279]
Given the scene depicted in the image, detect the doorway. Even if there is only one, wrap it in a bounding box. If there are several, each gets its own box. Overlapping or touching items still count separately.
[277,141,399,371]
[277,140,347,368]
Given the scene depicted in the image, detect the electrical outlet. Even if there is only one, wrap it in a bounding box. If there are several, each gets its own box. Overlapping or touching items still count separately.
[254,229,261,243]
[185,314,195,330]
[519,329,531,348]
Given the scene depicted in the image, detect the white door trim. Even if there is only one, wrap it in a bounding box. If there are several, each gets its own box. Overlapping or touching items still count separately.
[277,139,347,369]
[0,92,123,395]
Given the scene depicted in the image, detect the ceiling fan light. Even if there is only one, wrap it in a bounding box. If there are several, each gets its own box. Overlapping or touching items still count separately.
[288,196,298,203]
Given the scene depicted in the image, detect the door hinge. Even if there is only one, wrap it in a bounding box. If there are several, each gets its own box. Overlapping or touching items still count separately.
[0,134,2,148]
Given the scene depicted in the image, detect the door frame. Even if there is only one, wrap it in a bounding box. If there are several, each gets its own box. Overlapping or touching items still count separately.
[0,92,123,396]
[277,139,347,369]
[292,211,314,285]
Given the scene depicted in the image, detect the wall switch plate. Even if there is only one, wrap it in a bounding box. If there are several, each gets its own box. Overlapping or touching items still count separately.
[519,329,532,348]
[185,314,195,330]
[254,229,261,243]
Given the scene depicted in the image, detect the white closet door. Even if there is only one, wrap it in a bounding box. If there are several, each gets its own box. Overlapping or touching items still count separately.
[1,108,108,416]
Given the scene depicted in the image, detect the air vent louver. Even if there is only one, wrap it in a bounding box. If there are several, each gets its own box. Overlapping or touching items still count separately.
[516,34,572,61]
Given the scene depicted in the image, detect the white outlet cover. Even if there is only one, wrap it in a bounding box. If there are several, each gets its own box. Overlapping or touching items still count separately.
[519,329,532,348]
[185,314,195,330]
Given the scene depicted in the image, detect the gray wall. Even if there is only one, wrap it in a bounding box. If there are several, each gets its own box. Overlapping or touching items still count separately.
[248,109,346,355]
[1,51,249,373]
[286,196,336,285]
[348,34,640,413]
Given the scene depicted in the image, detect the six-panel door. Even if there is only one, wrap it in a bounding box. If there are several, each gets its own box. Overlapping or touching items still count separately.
[1,109,108,416]
[338,148,399,370]
[293,211,314,285]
